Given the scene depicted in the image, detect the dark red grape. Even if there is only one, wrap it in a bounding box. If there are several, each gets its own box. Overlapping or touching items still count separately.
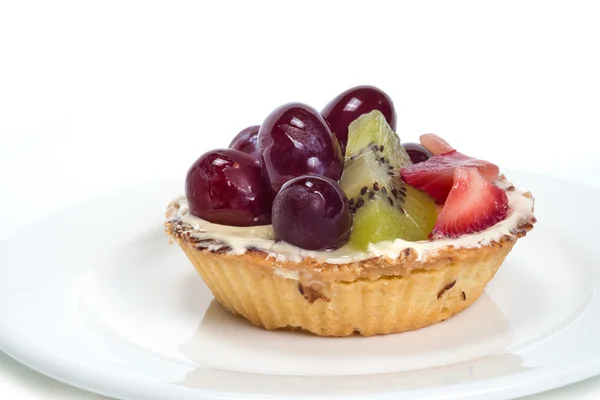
[185,149,273,226]
[322,85,397,155]
[402,143,432,164]
[257,103,343,193]
[229,125,260,158]
[272,175,352,250]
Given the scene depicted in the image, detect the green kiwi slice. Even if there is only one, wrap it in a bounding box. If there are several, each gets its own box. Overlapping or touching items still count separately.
[340,111,437,250]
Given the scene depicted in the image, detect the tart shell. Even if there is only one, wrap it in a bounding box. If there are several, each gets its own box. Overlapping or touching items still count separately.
[165,208,534,337]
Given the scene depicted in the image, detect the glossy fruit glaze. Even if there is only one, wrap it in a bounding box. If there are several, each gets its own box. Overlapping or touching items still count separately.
[229,125,260,159]
[258,102,343,193]
[272,175,352,250]
[322,85,396,154]
[185,149,273,226]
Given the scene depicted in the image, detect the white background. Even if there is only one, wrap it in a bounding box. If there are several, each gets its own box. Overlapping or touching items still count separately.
[1,1,599,399]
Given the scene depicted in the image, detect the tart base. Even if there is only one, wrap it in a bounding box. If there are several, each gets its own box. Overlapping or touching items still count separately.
[170,233,516,337]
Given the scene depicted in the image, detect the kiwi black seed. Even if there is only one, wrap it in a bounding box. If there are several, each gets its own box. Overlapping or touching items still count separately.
[355,198,365,209]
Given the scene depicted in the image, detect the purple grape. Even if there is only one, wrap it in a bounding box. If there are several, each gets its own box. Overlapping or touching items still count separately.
[229,125,260,158]
[402,143,432,164]
[272,175,352,250]
[185,149,273,226]
[257,103,343,193]
[322,85,397,155]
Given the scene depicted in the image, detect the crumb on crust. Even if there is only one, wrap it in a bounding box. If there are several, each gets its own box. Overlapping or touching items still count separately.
[437,280,457,299]
[298,283,330,303]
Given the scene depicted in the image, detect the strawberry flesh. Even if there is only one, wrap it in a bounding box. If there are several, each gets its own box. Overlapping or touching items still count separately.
[400,150,499,203]
[419,133,454,155]
[431,167,508,239]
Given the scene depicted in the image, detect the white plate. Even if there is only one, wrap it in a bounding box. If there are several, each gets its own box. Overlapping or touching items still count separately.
[0,171,599,400]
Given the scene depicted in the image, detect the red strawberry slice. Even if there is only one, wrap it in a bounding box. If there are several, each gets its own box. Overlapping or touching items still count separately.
[400,150,499,203]
[420,133,454,155]
[431,167,508,239]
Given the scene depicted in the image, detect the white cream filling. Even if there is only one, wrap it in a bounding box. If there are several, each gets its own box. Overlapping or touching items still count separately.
[166,178,534,265]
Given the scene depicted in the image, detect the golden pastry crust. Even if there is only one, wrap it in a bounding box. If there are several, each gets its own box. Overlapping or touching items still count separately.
[164,188,535,336]
[168,230,517,336]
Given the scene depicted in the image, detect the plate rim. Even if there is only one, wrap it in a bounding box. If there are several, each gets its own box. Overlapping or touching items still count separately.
[1,170,600,400]
[3,337,600,400]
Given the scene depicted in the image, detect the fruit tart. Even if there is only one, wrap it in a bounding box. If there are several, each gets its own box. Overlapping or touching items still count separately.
[165,86,536,337]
